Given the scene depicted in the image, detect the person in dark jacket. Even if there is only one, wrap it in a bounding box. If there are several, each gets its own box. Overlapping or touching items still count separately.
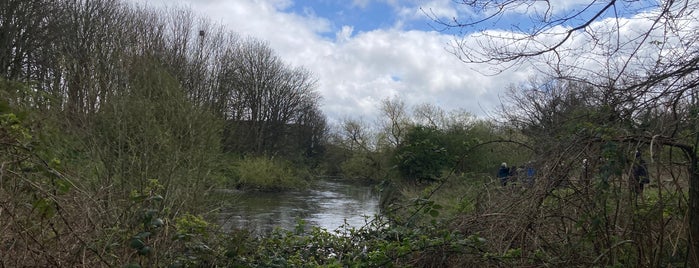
[509,165,522,184]
[497,162,510,186]
[632,151,649,194]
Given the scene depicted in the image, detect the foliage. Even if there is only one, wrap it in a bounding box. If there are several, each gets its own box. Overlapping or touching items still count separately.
[168,213,217,267]
[212,215,487,268]
[339,151,389,182]
[323,117,386,181]
[394,125,452,182]
[235,156,310,191]
[92,56,223,207]
[0,85,110,266]
[124,179,166,267]
[460,121,530,174]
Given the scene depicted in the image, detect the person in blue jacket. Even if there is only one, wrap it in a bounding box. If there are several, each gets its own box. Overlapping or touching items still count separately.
[525,161,535,187]
[497,162,510,186]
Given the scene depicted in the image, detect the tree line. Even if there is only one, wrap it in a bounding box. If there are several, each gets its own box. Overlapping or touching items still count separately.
[0,0,325,158]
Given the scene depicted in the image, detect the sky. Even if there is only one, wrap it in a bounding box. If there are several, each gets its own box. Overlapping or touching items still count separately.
[126,0,655,125]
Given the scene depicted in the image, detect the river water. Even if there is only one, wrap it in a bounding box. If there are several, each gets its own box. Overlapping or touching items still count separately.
[218,178,380,234]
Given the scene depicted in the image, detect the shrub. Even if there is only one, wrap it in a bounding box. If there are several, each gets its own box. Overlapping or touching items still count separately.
[394,125,451,182]
[235,156,310,191]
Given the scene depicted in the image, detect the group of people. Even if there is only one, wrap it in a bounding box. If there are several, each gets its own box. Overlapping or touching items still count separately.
[496,151,650,195]
[497,162,535,187]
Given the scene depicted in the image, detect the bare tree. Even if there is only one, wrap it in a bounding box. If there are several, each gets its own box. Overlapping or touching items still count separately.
[412,103,475,133]
[412,103,445,129]
[378,96,411,149]
[0,0,57,80]
[337,117,373,152]
[223,38,322,156]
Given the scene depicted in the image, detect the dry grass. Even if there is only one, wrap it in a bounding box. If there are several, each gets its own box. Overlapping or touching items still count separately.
[438,172,689,267]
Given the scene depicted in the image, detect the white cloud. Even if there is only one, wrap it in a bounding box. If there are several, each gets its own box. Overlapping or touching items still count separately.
[130,0,536,124]
[336,26,354,42]
[312,28,535,123]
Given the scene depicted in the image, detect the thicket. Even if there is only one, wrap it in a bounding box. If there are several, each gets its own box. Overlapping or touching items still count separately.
[0,0,327,266]
[320,77,694,267]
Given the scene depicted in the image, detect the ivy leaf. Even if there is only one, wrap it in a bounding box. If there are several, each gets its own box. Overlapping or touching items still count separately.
[138,246,153,256]
[129,238,145,250]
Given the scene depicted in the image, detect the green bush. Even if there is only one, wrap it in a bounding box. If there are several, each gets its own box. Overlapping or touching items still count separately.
[235,156,310,191]
[339,152,388,182]
[394,125,451,182]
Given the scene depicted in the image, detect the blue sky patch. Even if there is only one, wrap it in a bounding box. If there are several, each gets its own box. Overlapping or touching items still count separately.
[286,0,437,38]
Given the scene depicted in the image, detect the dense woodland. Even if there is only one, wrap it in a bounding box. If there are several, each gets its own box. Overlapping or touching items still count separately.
[1,0,698,267]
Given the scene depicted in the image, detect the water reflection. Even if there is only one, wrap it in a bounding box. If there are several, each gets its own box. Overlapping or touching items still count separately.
[219,179,380,234]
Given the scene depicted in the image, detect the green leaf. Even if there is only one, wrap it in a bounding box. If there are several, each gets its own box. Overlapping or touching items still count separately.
[135,231,151,239]
[143,209,158,221]
[150,218,164,228]
[138,246,153,256]
[129,238,145,250]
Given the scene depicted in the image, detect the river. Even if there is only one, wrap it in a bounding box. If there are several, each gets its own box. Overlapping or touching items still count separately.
[218,178,381,234]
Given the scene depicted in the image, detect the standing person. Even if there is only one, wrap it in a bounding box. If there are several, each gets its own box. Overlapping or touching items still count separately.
[498,162,509,186]
[525,162,535,187]
[507,165,524,183]
[632,151,649,194]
